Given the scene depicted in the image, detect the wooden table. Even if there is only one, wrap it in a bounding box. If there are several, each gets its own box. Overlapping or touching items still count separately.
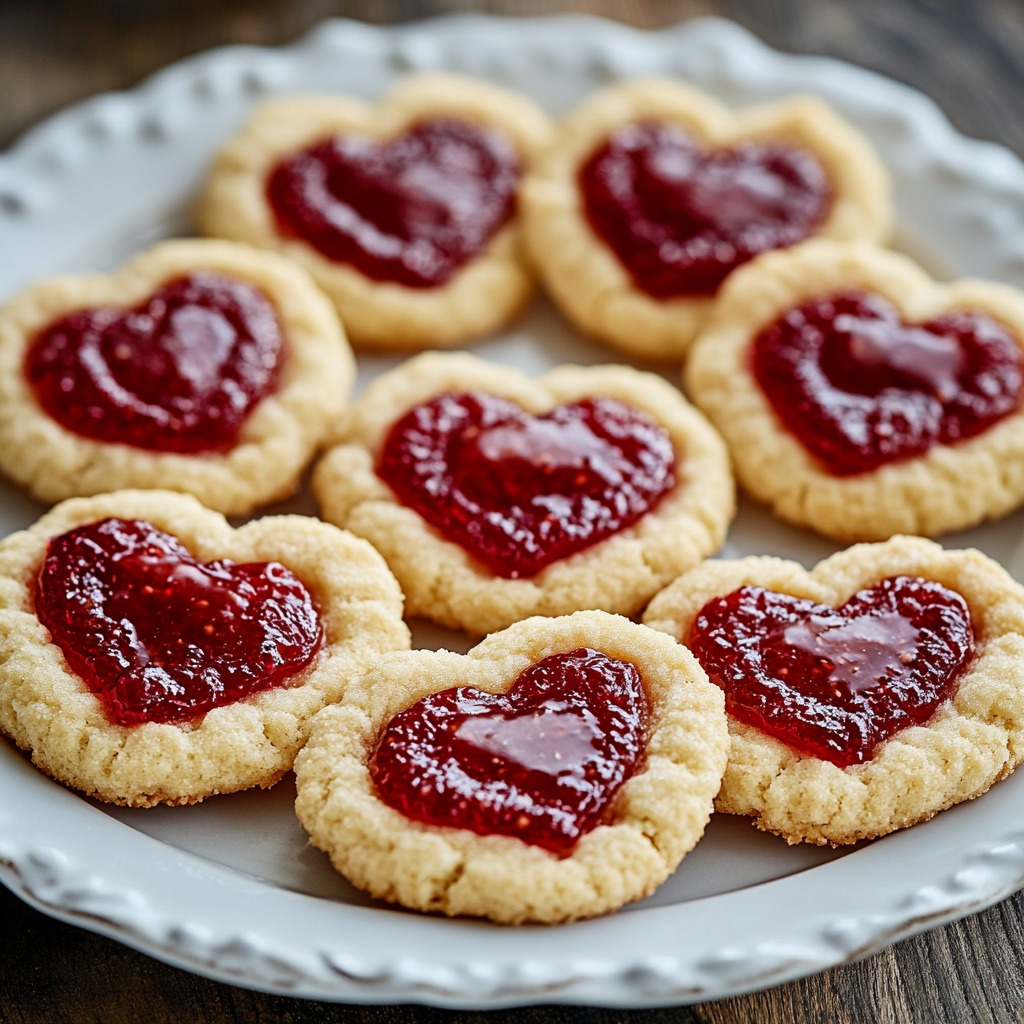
[3,1,1024,1021]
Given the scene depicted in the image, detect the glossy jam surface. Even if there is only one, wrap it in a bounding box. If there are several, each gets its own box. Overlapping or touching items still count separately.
[753,291,1024,475]
[689,576,974,767]
[35,518,322,727]
[580,121,831,298]
[369,648,649,855]
[376,391,677,578]
[266,118,519,288]
[26,272,283,454]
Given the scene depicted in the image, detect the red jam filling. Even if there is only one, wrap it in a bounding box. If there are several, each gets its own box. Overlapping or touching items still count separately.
[25,272,283,454]
[375,391,677,578]
[265,118,520,288]
[369,648,649,856]
[752,291,1024,475]
[579,121,831,298]
[688,576,974,767]
[34,518,322,727]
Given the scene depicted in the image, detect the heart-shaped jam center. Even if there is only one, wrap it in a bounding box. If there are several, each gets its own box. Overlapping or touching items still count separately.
[688,575,974,767]
[376,391,676,578]
[266,118,520,288]
[25,272,283,454]
[34,518,322,727]
[752,291,1024,475]
[580,121,831,298]
[369,647,649,855]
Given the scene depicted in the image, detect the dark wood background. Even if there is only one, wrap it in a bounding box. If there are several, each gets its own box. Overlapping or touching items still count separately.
[4,1,1024,1021]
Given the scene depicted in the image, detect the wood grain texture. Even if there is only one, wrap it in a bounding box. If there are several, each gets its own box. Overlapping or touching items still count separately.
[4,1,1024,1022]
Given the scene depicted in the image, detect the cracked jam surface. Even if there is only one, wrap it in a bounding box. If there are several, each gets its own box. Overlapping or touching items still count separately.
[580,121,831,298]
[375,391,677,578]
[34,518,322,727]
[369,647,650,856]
[753,290,1024,475]
[26,272,283,454]
[689,576,974,767]
[266,118,519,288]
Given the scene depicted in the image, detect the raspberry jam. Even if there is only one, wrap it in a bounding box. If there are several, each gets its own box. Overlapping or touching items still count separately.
[266,118,520,288]
[34,518,322,727]
[753,291,1024,475]
[580,122,831,298]
[369,648,649,855]
[688,576,974,767]
[25,272,283,454]
[376,391,677,578]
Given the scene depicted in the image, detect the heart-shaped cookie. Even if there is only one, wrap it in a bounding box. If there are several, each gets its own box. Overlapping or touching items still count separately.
[644,535,1024,845]
[685,240,1024,541]
[369,647,648,855]
[36,517,323,727]
[375,390,676,578]
[313,352,734,634]
[522,78,891,361]
[0,239,354,516]
[0,490,409,806]
[294,611,729,923]
[199,74,554,350]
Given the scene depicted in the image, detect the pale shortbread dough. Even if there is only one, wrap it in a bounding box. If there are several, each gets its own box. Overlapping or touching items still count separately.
[294,610,728,924]
[521,77,891,362]
[643,535,1024,846]
[0,490,410,807]
[0,239,354,517]
[684,240,1024,541]
[198,74,554,350]
[313,352,735,635]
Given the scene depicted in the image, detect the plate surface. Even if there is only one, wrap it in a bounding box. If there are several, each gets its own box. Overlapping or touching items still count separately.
[4,13,1024,1009]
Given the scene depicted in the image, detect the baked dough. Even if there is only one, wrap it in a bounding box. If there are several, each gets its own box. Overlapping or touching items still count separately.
[521,77,891,361]
[0,490,410,806]
[294,610,728,923]
[643,535,1024,845]
[0,238,354,516]
[684,240,1024,540]
[313,351,735,635]
[198,74,554,350]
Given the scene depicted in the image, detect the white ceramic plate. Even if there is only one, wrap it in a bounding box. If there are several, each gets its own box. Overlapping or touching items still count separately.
[4,14,1024,1009]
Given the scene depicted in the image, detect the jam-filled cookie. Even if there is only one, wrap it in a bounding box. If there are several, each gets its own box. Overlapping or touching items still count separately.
[522,78,890,362]
[643,535,1024,846]
[0,239,354,516]
[294,610,728,923]
[199,74,554,350]
[0,490,409,806]
[312,352,734,635]
[685,240,1024,540]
